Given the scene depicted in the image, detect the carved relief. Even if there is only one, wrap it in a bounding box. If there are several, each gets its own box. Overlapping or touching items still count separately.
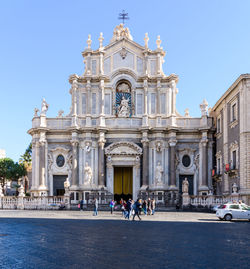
[111,24,133,42]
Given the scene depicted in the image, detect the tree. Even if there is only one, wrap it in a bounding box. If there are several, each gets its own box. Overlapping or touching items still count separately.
[0,158,27,195]
[19,143,32,167]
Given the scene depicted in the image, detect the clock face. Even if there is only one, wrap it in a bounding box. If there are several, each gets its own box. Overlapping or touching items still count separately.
[56,155,65,167]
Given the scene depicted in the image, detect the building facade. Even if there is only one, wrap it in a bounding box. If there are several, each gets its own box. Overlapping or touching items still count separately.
[211,74,250,204]
[28,24,214,203]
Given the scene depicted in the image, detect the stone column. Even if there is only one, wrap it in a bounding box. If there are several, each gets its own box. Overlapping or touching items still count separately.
[98,132,106,186]
[99,79,105,127]
[34,141,40,189]
[200,139,209,190]
[86,80,91,127]
[39,140,46,187]
[169,139,177,189]
[143,79,148,126]
[71,140,79,188]
[141,139,149,186]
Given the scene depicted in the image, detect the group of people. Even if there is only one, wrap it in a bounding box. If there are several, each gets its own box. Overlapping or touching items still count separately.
[120,198,156,221]
[78,197,156,221]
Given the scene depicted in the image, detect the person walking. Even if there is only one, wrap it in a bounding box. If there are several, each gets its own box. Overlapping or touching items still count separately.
[151,198,156,215]
[80,199,84,211]
[109,199,115,214]
[132,199,142,221]
[142,200,148,215]
[125,199,132,220]
[93,198,98,216]
[147,198,152,215]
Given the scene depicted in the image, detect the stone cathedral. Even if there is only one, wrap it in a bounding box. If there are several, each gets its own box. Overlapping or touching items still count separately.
[28,24,214,203]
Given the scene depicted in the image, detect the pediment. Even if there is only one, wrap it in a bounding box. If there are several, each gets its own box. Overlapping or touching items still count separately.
[105,142,142,156]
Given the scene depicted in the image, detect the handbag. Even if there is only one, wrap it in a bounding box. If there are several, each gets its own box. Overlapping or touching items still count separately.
[78,204,80,208]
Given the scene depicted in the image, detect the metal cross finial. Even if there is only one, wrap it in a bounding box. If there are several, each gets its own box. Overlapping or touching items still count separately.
[118,10,129,24]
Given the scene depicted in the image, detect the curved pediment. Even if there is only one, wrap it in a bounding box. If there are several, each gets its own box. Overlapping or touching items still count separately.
[105,142,142,156]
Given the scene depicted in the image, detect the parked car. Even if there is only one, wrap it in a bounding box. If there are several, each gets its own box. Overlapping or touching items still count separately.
[216,203,250,221]
[211,204,222,213]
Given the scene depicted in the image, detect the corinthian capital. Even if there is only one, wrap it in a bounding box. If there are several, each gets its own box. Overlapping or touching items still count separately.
[70,140,79,147]
[168,139,177,147]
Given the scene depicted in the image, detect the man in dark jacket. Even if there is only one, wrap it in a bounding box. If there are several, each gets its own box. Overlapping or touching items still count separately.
[125,199,132,219]
[132,199,142,221]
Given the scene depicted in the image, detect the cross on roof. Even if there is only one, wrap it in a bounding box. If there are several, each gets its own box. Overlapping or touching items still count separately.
[118,10,129,24]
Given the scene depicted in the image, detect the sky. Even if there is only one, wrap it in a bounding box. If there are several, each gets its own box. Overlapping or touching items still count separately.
[0,0,250,162]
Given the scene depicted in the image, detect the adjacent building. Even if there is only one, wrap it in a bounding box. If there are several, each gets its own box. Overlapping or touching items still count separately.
[211,74,250,204]
[28,24,214,203]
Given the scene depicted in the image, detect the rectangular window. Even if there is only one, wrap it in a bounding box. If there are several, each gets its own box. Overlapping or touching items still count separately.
[161,93,166,114]
[151,93,156,114]
[232,103,236,122]
[82,93,86,114]
[104,94,111,115]
[232,150,236,169]
[92,60,97,75]
[217,117,221,133]
[136,93,143,115]
[92,93,96,114]
[217,158,221,174]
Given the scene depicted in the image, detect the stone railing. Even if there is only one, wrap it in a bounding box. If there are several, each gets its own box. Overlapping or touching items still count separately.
[0,196,69,210]
[188,195,241,207]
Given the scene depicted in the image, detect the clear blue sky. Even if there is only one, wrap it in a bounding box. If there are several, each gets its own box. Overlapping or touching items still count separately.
[0,0,250,162]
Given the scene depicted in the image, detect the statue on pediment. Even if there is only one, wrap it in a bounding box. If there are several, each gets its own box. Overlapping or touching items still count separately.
[111,24,133,42]
[41,98,49,116]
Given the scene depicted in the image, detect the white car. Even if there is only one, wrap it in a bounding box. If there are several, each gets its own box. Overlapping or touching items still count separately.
[216,203,250,221]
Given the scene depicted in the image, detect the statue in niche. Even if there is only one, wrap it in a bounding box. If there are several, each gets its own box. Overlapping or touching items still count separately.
[84,162,93,185]
[64,177,70,189]
[41,98,49,116]
[118,96,130,117]
[155,162,163,184]
[182,178,189,193]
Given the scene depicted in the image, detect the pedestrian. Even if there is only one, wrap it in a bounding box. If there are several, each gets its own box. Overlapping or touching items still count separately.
[121,199,126,217]
[147,198,152,215]
[132,199,142,221]
[109,199,115,214]
[125,199,132,220]
[80,199,84,211]
[93,198,98,216]
[151,198,156,215]
[142,200,147,215]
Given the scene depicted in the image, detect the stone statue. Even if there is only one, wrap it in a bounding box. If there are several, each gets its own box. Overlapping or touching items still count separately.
[18,184,25,197]
[57,110,64,117]
[34,108,39,117]
[41,98,49,116]
[64,177,70,189]
[232,182,238,194]
[182,178,189,193]
[155,162,163,184]
[85,142,91,153]
[0,184,3,197]
[84,162,93,185]
[118,96,130,117]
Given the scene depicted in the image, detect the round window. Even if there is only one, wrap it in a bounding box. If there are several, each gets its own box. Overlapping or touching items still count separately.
[56,155,65,167]
[182,155,191,167]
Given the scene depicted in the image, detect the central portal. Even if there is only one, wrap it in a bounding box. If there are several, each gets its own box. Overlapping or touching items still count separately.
[114,167,133,202]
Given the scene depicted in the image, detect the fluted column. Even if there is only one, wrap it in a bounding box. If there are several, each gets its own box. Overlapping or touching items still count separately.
[39,140,46,187]
[34,141,40,189]
[142,139,149,186]
[143,79,148,127]
[169,139,177,189]
[71,140,79,187]
[98,132,106,186]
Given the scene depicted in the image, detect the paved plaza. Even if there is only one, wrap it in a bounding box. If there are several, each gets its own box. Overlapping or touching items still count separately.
[0,211,249,269]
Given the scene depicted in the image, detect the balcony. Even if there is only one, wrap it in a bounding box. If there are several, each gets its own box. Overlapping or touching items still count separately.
[224,163,238,177]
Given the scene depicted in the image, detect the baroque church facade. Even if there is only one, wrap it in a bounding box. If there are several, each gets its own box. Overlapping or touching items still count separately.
[28,24,214,203]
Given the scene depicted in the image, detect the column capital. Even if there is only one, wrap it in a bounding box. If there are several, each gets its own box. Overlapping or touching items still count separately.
[168,139,177,147]
[200,139,208,147]
[70,140,79,147]
[141,138,149,146]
